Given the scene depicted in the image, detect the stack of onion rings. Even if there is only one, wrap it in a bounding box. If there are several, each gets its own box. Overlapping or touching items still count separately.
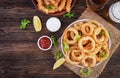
[62,19,110,67]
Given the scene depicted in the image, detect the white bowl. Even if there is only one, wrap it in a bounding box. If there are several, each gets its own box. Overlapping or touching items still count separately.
[61,19,111,68]
[46,17,61,32]
[37,35,52,51]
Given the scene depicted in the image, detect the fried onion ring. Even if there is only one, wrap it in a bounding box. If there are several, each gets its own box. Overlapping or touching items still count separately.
[88,20,101,28]
[82,55,96,67]
[64,27,79,44]
[74,22,83,31]
[96,45,110,62]
[65,50,80,65]
[90,44,101,54]
[78,36,95,53]
[81,23,95,36]
[93,27,109,44]
[71,50,84,61]
[70,31,75,39]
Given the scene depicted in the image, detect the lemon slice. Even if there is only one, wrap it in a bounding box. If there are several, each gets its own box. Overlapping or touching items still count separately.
[33,16,42,32]
[53,58,65,70]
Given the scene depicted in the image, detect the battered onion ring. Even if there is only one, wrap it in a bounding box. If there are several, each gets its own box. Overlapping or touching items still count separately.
[78,36,95,53]
[70,31,75,39]
[88,20,101,28]
[65,50,80,65]
[82,55,96,67]
[81,23,95,36]
[74,22,83,31]
[70,44,79,50]
[93,27,109,44]
[64,27,79,44]
[71,50,84,61]
[90,44,101,54]
[96,45,110,62]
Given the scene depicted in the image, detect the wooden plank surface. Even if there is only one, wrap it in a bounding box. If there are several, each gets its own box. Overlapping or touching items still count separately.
[0,0,120,78]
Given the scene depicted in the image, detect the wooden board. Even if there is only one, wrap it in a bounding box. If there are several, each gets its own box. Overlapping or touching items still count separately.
[52,8,120,78]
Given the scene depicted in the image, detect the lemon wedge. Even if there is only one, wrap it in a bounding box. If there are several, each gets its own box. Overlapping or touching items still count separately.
[33,16,42,32]
[53,58,65,70]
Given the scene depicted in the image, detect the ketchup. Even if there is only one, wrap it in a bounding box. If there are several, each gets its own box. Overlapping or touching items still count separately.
[39,37,51,49]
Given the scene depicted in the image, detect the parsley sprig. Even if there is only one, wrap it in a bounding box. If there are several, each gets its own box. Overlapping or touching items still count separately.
[45,5,55,10]
[80,68,93,76]
[20,19,31,30]
[56,50,63,60]
[63,12,75,18]
[51,36,58,47]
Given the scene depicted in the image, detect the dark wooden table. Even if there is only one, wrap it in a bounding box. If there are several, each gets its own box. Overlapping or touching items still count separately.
[0,0,120,78]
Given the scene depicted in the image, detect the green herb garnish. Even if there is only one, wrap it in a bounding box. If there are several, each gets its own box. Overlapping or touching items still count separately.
[63,42,69,52]
[45,5,55,10]
[80,68,93,76]
[63,12,75,18]
[99,51,107,58]
[100,30,105,35]
[56,50,63,60]
[20,19,31,30]
[51,36,58,47]
[74,35,81,40]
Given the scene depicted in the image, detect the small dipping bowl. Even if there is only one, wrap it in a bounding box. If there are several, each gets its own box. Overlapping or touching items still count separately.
[46,17,61,32]
[37,36,52,51]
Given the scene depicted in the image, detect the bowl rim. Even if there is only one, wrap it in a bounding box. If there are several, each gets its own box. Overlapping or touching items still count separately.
[61,19,111,68]
[32,0,77,16]
[37,35,52,51]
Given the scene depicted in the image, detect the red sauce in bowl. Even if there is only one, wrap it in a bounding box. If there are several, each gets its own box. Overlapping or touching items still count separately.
[39,37,51,49]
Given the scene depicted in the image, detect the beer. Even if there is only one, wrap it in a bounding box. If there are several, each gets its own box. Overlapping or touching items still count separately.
[109,1,120,23]
[91,0,108,5]
[86,0,109,11]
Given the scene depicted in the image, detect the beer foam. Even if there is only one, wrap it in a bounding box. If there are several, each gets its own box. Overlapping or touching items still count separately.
[112,2,120,19]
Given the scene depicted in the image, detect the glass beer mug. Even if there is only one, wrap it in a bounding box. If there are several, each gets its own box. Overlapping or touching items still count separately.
[109,1,120,23]
[86,0,109,11]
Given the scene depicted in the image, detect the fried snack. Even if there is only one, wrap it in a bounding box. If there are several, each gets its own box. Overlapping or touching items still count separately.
[54,0,61,6]
[62,20,110,67]
[81,55,96,67]
[44,0,50,5]
[88,20,101,27]
[74,22,83,31]
[63,27,79,44]
[70,31,75,39]
[93,27,109,44]
[70,45,79,50]
[90,44,101,54]
[96,45,109,62]
[37,0,49,14]
[66,0,72,12]
[58,0,66,12]
[71,50,84,61]
[78,36,95,53]
[81,23,95,36]
[37,0,73,14]
[37,0,57,14]
[49,0,56,4]
[65,50,80,65]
